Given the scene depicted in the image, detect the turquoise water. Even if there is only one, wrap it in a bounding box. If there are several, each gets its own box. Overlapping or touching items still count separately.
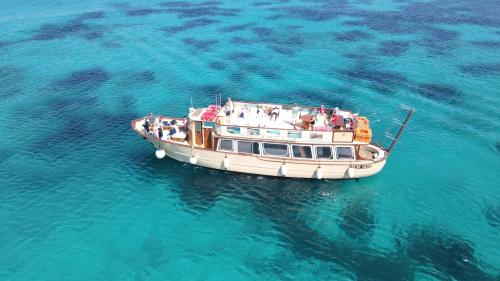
[1,0,499,280]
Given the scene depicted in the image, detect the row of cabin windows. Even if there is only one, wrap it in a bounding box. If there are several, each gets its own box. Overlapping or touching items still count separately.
[217,139,355,160]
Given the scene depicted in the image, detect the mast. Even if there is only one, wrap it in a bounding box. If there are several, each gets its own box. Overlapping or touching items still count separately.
[387,105,415,154]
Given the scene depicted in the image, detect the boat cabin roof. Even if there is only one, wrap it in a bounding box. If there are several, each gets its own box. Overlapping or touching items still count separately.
[189,101,356,132]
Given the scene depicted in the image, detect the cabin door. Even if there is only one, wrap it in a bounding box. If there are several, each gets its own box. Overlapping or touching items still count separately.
[195,121,203,146]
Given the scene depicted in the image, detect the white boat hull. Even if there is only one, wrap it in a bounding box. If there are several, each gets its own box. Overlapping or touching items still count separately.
[148,139,386,179]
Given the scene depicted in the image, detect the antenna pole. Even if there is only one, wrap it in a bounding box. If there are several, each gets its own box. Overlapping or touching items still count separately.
[387,106,415,154]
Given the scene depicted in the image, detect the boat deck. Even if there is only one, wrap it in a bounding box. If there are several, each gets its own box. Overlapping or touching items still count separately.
[216,101,355,131]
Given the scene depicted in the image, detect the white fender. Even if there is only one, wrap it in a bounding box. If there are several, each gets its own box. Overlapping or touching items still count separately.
[223,156,230,169]
[347,167,355,178]
[189,156,198,164]
[280,163,288,176]
[316,166,323,179]
[155,149,166,159]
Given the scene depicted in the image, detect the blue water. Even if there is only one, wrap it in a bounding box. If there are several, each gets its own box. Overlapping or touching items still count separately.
[1,0,499,280]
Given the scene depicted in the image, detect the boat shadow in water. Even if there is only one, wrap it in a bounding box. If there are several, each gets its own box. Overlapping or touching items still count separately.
[166,165,497,281]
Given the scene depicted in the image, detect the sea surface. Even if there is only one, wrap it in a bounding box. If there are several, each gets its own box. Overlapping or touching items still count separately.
[0,0,499,280]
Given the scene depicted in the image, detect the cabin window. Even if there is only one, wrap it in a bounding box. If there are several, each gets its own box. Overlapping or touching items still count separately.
[315,146,333,160]
[263,143,289,157]
[227,127,240,134]
[335,146,354,160]
[195,122,202,134]
[248,128,260,136]
[203,121,215,128]
[238,141,260,155]
[287,131,302,139]
[292,145,313,159]
[218,139,234,152]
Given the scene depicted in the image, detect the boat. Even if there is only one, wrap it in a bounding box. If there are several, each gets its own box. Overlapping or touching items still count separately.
[131,99,414,179]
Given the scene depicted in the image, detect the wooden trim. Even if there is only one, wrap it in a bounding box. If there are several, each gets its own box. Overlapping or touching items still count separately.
[131,118,388,164]
[212,132,358,146]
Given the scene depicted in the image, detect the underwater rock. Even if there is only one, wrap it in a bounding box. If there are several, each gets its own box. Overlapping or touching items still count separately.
[460,63,500,76]
[0,65,23,99]
[182,37,218,51]
[416,83,461,103]
[334,30,372,41]
[226,51,256,61]
[219,23,252,32]
[208,61,227,70]
[338,199,376,239]
[378,40,410,56]
[230,36,259,45]
[135,71,156,82]
[342,67,407,87]
[253,27,273,37]
[405,226,492,281]
[161,18,219,34]
[483,204,500,228]
[55,68,110,89]
[470,41,500,48]
[31,11,106,41]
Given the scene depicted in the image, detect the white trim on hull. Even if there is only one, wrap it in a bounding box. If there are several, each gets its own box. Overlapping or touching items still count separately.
[149,139,386,179]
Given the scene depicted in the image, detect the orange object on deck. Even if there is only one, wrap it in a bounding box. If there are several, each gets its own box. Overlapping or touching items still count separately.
[356,116,370,128]
[355,127,372,143]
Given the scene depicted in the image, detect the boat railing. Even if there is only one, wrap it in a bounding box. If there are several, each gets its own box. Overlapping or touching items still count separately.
[214,124,349,143]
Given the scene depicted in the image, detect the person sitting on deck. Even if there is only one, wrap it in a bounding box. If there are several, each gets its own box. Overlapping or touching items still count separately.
[167,120,179,139]
[147,112,155,124]
[225,97,234,116]
[271,106,280,121]
[315,105,327,127]
[257,105,265,119]
[158,126,163,140]
[143,119,150,134]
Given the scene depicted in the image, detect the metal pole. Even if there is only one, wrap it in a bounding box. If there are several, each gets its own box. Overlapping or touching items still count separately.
[387,107,415,154]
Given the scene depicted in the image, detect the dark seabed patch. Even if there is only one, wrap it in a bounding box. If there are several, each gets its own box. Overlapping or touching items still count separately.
[177,168,224,211]
[208,61,227,70]
[0,65,24,99]
[416,84,461,104]
[32,119,93,156]
[338,198,376,239]
[218,23,252,32]
[125,1,240,18]
[142,233,167,268]
[229,71,245,82]
[341,67,408,93]
[252,1,274,7]
[239,63,283,80]
[230,36,259,45]
[333,30,372,41]
[182,37,218,51]
[31,11,106,41]
[55,68,111,90]
[134,71,156,83]
[470,40,500,48]
[102,41,122,49]
[405,226,492,281]
[272,2,348,21]
[483,204,500,228]
[378,40,410,56]
[460,63,500,76]
[253,27,273,37]
[268,45,296,56]
[226,51,256,61]
[76,11,106,20]
[160,18,219,34]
